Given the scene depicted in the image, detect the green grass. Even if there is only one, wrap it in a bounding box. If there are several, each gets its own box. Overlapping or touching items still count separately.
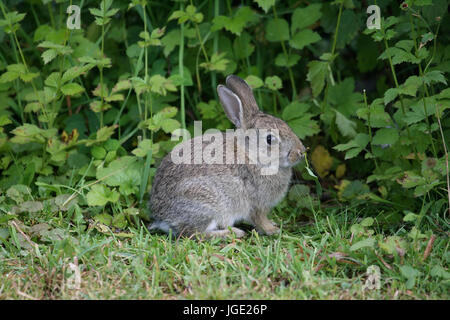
[0,199,448,300]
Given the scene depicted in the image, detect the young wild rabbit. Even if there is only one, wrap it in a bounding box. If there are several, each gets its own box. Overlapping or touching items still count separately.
[149,75,306,238]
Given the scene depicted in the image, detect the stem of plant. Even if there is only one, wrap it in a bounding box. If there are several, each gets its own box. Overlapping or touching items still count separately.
[143,2,148,140]
[409,13,437,158]
[322,0,343,113]
[272,5,296,99]
[179,2,186,132]
[364,89,379,171]
[380,20,419,159]
[210,0,219,101]
[436,110,450,217]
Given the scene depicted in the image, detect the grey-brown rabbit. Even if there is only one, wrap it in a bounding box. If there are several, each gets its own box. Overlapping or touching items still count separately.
[149,75,306,238]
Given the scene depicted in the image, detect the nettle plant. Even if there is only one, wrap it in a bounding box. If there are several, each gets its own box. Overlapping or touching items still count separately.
[331,1,449,212]
[0,0,448,232]
[0,0,186,230]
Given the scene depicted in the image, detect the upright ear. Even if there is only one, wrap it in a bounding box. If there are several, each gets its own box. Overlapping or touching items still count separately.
[225,75,260,118]
[217,85,245,128]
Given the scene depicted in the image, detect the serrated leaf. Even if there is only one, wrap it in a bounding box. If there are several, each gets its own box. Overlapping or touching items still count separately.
[265,76,282,90]
[372,128,399,145]
[254,0,275,13]
[384,88,398,105]
[211,7,257,36]
[0,71,19,83]
[61,83,84,96]
[307,60,328,97]
[282,102,310,121]
[291,4,322,33]
[244,75,264,89]
[289,29,321,50]
[41,49,57,64]
[132,139,159,157]
[275,53,301,67]
[265,18,290,42]
[161,118,180,133]
[288,115,320,139]
[86,184,119,206]
[423,70,447,85]
[335,110,357,137]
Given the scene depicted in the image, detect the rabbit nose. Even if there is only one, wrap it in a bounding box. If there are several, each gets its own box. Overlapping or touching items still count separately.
[288,148,305,163]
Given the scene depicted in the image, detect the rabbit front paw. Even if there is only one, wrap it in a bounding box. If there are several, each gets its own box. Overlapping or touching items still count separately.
[252,213,281,236]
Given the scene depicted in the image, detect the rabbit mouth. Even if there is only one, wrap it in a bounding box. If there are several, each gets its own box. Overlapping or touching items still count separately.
[283,149,305,167]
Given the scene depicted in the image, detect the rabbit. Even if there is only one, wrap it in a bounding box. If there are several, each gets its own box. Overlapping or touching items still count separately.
[149,75,306,238]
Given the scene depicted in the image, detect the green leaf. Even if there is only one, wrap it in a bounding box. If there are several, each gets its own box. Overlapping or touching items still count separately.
[334,133,370,159]
[335,10,359,49]
[334,133,370,152]
[149,75,177,95]
[0,71,20,83]
[41,49,57,64]
[61,64,95,83]
[161,29,181,57]
[360,217,374,227]
[288,114,320,139]
[265,18,290,42]
[254,0,275,13]
[384,88,399,105]
[288,184,310,201]
[282,102,310,121]
[45,72,61,88]
[112,213,127,228]
[61,83,84,96]
[399,76,423,97]
[200,52,229,72]
[275,53,301,67]
[289,29,321,50]
[161,118,180,133]
[396,171,426,188]
[85,125,117,146]
[423,70,447,85]
[94,213,112,226]
[291,4,322,33]
[265,76,282,90]
[356,99,393,128]
[350,238,375,251]
[244,75,264,89]
[399,265,421,289]
[335,110,357,137]
[132,139,159,157]
[307,60,328,97]
[91,146,106,160]
[233,32,254,59]
[430,265,450,279]
[86,184,119,206]
[372,128,399,145]
[403,212,419,222]
[19,72,39,82]
[211,7,257,36]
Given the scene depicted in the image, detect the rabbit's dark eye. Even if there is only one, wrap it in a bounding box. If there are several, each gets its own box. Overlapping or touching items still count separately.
[266,134,275,145]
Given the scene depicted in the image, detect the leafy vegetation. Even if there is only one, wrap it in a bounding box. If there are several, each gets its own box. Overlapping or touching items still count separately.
[0,0,448,299]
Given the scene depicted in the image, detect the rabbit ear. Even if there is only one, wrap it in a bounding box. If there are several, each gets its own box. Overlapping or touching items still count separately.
[217,85,245,128]
[225,75,260,119]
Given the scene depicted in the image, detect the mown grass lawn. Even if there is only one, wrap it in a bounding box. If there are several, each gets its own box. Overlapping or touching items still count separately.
[1,199,448,300]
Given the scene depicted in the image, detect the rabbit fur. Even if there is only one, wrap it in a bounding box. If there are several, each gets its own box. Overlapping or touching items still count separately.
[149,75,306,238]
